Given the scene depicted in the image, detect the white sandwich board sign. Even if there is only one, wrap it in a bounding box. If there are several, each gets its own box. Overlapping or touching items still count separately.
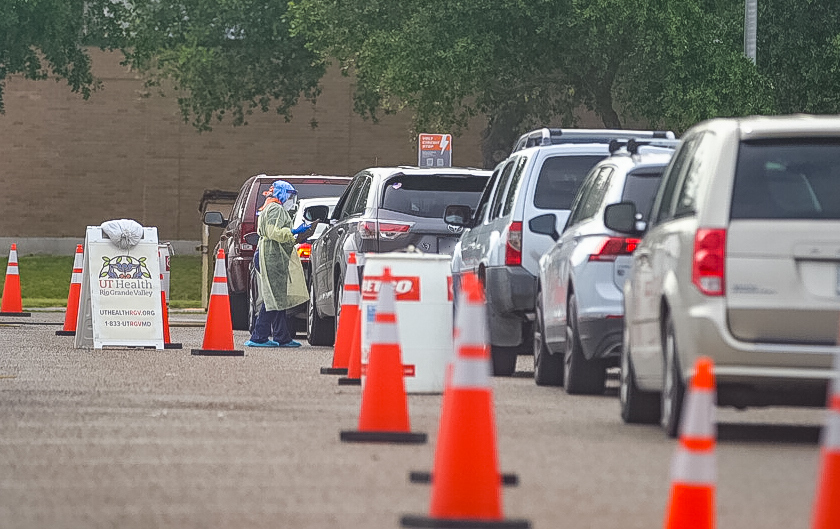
[75,225,164,349]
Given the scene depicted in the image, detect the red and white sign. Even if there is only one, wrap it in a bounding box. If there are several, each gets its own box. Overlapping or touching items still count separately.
[418,133,452,168]
[361,275,421,301]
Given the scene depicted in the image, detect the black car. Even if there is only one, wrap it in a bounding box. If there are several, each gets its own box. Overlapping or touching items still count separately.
[306,166,491,345]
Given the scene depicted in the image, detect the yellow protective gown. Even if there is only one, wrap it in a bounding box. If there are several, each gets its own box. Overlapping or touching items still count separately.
[256,201,309,311]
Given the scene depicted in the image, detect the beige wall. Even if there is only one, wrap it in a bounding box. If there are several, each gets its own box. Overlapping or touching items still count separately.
[0,50,487,243]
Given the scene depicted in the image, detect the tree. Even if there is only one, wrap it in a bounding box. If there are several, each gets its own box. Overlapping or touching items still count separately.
[120,0,325,131]
[0,0,125,113]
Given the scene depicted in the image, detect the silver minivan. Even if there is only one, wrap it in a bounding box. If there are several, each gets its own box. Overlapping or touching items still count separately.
[606,115,840,436]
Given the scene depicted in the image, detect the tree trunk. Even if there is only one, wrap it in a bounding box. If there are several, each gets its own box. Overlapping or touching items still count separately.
[593,71,622,129]
[480,108,524,169]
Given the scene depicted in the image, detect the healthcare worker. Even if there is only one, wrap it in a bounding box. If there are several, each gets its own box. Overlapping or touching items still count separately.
[245,180,310,347]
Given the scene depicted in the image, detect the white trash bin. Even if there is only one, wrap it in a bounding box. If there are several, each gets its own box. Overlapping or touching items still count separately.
[360,253,453,394]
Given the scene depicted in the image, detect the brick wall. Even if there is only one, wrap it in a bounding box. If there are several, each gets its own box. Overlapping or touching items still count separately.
[0,50,487,243]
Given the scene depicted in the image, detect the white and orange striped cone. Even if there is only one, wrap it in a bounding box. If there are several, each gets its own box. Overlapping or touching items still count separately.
[663,356,716,529]
[159,249,182,349]
[811,351,840,529]
[401,272,530,529]
[0,243,30,317]
[191,248,244,356]
[56,244,84,335]
[321,252,360,375]
[340,266,426,444]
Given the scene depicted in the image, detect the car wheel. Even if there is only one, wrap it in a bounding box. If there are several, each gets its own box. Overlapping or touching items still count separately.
[533,290,563,386]
[564,294,606,395]
[307,280,335,346]
[333,273,344,339]
[619,324,661,424]
[661,315,685,438]
[490,345,518,376]
[229,291,249,331]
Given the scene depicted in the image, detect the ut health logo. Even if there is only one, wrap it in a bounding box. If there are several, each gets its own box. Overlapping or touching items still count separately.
[99,255,152,279]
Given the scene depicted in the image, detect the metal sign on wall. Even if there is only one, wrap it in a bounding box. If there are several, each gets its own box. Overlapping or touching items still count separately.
[418,133,452,168]
[75,226,164,349]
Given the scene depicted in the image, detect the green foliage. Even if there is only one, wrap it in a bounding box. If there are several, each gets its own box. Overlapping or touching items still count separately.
[0,0,127,113]
[0,255,203,308]
[121,0,325,130]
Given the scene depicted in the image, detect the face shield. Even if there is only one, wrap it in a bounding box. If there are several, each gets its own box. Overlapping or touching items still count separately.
[283,193,298,212]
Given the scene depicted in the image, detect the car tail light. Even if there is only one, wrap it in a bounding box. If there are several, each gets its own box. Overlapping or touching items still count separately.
[296,243,312,262]
[360,220,413,240]
[505,221,523,266]
[587,237,641,262]
[692,228,726,296]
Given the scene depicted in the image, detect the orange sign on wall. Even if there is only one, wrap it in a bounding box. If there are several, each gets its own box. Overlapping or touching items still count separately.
[418,133,452,168]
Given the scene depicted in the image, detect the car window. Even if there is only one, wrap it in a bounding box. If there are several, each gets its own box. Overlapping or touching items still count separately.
[731,138,840,220]
[502,157,529,216]
[381,174,488,218]
[489,160,516,220]
[348,176,372,216]
[472,168,500,223]
[565,168,599,228]
[533,155,604,209]
[621,168,665,222]
[231,180,250,221]
[652,134,701,225]
[574,166,613,225]
[674,134,712,218]
[336,176,365,219]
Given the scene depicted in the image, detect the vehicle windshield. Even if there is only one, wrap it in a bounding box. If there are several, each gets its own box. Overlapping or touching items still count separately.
[256,181,349,210]
[380,174,489,218]
[731,139,840,220]
[533,155,605,209]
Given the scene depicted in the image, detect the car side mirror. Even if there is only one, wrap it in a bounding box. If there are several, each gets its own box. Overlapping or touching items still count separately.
[303,205,330,222]
[243,232,259,246]
[604,202,645,234]
[529,213,560,242]
[203,211,228,228]
[444,204,473,228]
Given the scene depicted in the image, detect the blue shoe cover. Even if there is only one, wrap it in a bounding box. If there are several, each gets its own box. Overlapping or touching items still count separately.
[277,340,302,348]
[244,339,280,347]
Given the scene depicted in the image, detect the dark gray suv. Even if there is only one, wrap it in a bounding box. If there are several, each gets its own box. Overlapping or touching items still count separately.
[307,166,491,345]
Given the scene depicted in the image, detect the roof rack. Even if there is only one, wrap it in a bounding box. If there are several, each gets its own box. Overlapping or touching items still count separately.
[608,138,681,155]
[511,128,676,153]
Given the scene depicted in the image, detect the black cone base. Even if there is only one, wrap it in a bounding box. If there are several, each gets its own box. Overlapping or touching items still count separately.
[191,348,244,356]
[408,471,519,486]
[321,367,348,375]
[338,377,361,386]
[340,430,427,444]
[401,514,530,528]
[55,330,76,336]
[164,343,183,349]
[0,312,31,317]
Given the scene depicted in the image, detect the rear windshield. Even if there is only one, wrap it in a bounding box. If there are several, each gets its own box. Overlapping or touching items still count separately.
[380,174,489,218]
[731,139,840,220]
[621,169,665,221]
[533,155,605,209]
[256,181,349,209]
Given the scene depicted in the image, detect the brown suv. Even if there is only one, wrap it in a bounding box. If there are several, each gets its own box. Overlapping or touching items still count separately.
[203,174,352,330]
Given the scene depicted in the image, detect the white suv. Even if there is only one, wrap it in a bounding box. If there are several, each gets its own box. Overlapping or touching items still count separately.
[445,128,674,375]
[605,115,840,436]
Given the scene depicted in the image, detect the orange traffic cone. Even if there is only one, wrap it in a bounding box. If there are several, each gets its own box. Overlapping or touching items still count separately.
[401,272,529,529]
[321,252,360,375]
[191,249,244,356]
[811,351,840,529]
[338,317,362,386]
[340,266,426,444]
[0,243,30,317]
[663,356,716,529]
[159,249,182,349]
[56,244,84,335]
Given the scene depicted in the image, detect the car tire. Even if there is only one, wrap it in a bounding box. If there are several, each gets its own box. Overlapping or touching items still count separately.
[564,294,606,395]
[333,273,344,340]
[534,290,563,386]
[619,324,661,424]
[307,280,335,346]
[490,345,518,377]
[661,315,685,438]
[229,291,249,331]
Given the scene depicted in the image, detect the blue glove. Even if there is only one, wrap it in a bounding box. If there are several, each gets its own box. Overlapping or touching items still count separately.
[291,222,311,235]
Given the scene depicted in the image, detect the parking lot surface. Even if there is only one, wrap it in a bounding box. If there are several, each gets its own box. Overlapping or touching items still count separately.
[0,311,826,529]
